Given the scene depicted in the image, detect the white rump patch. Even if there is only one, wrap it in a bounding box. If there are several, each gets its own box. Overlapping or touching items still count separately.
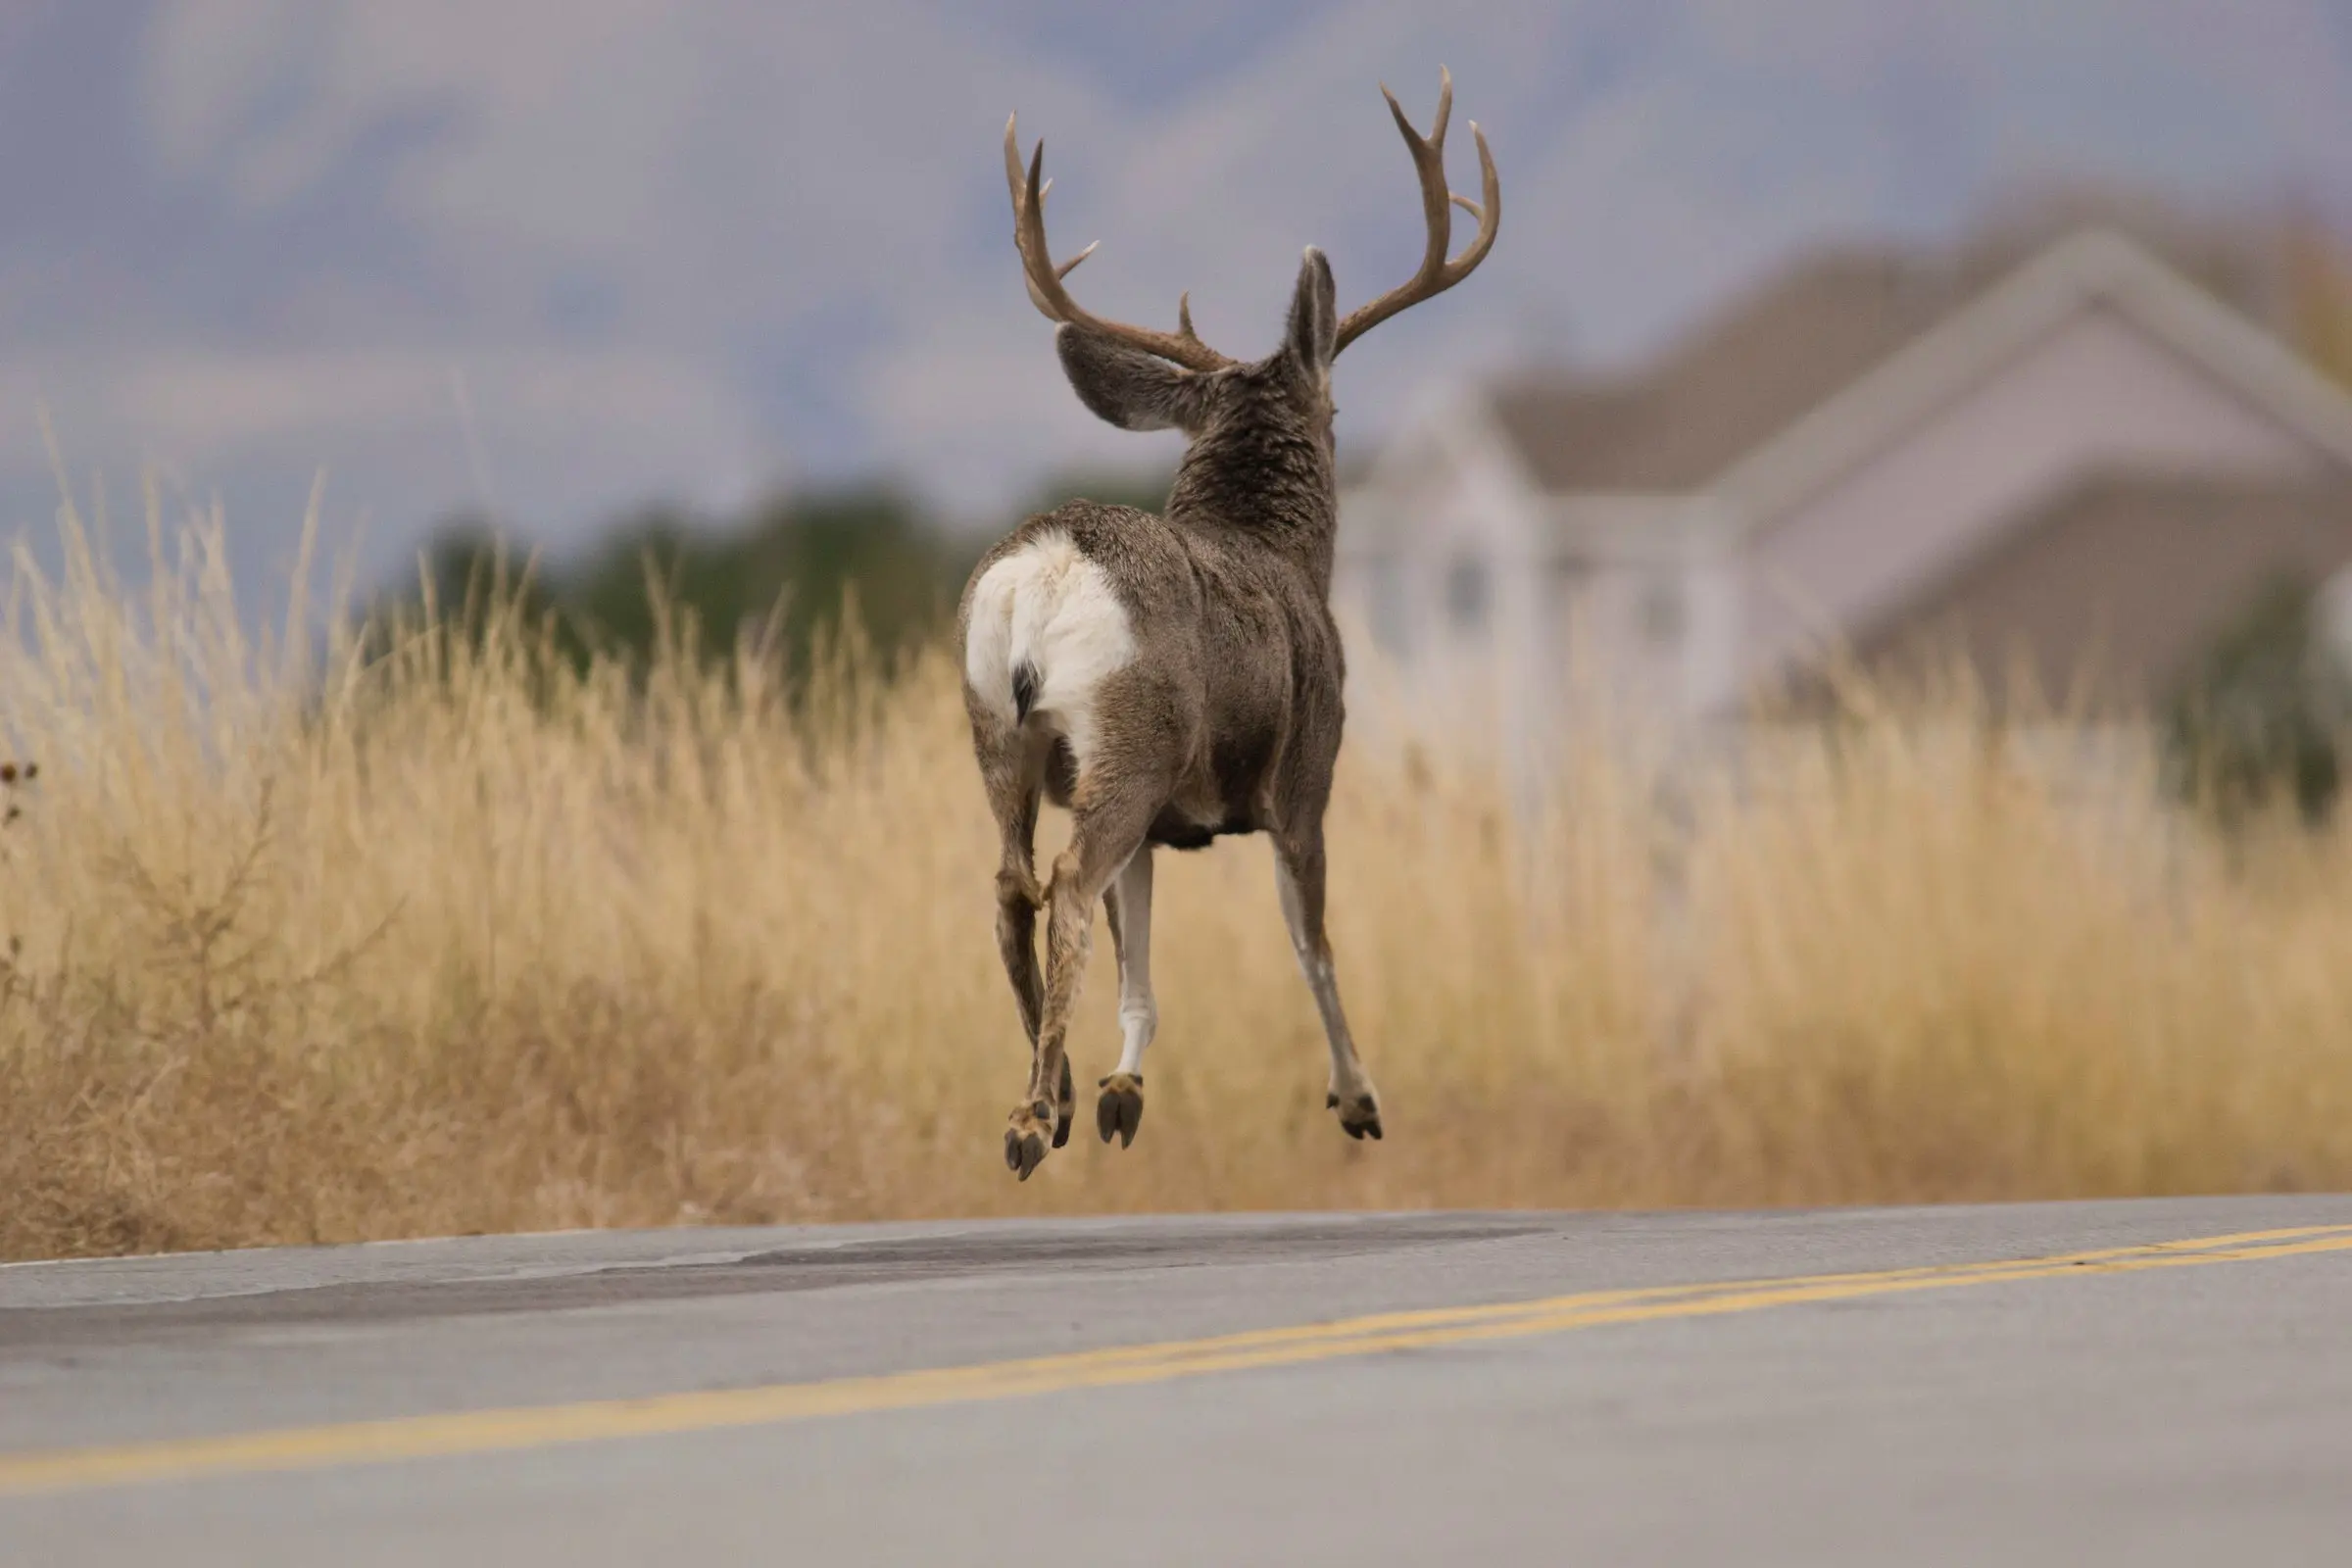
[963,530,1136,764]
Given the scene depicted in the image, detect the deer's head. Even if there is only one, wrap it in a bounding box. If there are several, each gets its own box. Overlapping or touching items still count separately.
[1004,70,1499,485]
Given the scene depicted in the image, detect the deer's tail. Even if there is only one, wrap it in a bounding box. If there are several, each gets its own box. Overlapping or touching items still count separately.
[1011,660,1041,724]
[962,530,1135,736]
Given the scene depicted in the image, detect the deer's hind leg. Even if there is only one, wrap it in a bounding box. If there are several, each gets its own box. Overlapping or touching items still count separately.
[1096,845,1155,1149]
[1004,781,1157,1181]
[981,727,1075,1146]
[1272,817,1383,1142]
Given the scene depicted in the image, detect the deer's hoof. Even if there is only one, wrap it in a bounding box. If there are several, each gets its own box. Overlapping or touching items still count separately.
[1097,1072,1145,1148]
[1327,1087,1384,1142]
[1005,1102,1054,1181]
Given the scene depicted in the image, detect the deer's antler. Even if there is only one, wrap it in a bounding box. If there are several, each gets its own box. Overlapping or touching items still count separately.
[1332,67,1501,356]
[1003,115,1237,372]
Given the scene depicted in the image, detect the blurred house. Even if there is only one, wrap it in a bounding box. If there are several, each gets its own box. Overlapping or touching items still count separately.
[1337,225,2352,740]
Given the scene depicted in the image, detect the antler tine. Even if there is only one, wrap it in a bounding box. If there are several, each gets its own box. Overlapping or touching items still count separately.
[1035,183,1103,280]
[1447,122,1501,286]
[1015,239,1098,320]
[1004,116,1060,318]
[1003,114,1032,236]
[1001,112,1235,371]
[1333,70,1502,357]
[1379,80,1453,299]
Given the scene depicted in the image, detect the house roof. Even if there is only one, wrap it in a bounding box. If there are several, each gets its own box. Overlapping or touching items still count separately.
[1711,230,2352,534]
[1490,249,1971,491]
[1483,224,2346,512]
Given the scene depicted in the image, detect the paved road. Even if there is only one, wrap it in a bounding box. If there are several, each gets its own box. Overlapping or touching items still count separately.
[3,1197,2350,1565]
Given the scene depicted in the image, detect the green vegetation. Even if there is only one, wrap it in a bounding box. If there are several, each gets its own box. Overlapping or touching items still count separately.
[399,469,1174,678]
[2163,575,2352,825]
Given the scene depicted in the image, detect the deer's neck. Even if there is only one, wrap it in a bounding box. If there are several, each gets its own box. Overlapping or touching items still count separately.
[1165,424,1337,581]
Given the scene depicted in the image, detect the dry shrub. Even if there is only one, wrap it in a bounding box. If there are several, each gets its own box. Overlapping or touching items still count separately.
[4,510,2351,1260]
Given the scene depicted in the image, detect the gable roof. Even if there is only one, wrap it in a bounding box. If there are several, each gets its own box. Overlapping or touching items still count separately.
[1489,249,1971,491]
[1483,227,2352,514]
[1712,229,2352,532]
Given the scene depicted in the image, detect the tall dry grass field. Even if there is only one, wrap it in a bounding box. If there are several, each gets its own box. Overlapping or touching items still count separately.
[5,512,2351,1261]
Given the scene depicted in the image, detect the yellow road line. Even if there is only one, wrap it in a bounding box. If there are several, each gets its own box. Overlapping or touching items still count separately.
[4,1221,2348,1498]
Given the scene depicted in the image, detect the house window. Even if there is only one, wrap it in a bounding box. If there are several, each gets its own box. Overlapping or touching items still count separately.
[1446,554,1491,636]
[1641,575,1685,646]
[1369,559,1411,659]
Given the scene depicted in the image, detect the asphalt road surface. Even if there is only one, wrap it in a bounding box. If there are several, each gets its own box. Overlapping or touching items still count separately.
[4,1196,2350,1566]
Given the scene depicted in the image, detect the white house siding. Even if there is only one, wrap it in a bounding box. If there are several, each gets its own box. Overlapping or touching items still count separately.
[1549,562,1679,723]
[1336,392,1551,757]
[1534,497,1731,733]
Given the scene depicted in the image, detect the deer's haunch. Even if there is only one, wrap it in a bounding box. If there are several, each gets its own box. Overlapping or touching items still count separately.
[958,70,1500,1180]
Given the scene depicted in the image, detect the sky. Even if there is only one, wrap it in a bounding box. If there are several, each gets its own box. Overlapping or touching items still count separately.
[5,0,2352,594]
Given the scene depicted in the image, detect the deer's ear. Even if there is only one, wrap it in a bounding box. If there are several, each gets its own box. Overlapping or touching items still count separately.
[1056,325,1205,432]
[1286,247,1337,379]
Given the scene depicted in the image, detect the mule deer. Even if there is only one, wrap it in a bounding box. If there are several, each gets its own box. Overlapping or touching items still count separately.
[959,70,1500,1180]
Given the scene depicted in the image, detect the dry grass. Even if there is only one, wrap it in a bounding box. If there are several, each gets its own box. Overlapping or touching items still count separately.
[5,511,2352,1261]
